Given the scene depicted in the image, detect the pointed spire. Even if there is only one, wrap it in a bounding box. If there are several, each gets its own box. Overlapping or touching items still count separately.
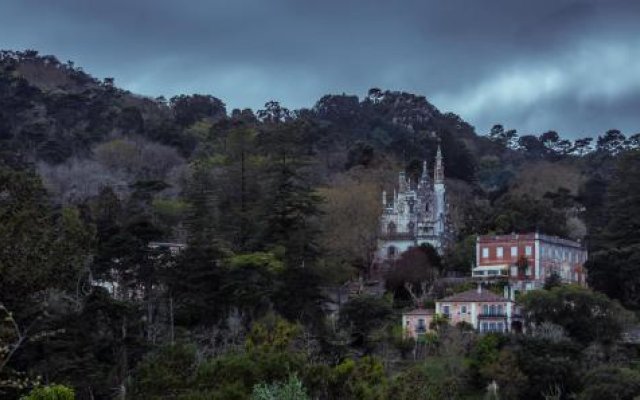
[399,171,408,192]
[382,190,387,207]
[421,160,428,180]
[434,144,444,183]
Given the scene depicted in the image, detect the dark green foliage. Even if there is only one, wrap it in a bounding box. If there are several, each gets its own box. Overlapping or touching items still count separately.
[514,337,582,399]
[20,385,75,400]
[261,165,323,267]
[467,333,508,386]
[169,245,226,326]
[389,361,462,399]
[339,296,393,350]
[130,344,197,399]
[519,286,630,345]
[251,375,309,400]
[586,150,640,309]
[170,94,226,127]
[489,193,568,236]
[21,290,147,400]
[578,366,640,400]
[346,141,375,169]
[0,167,94,313]
[131,342,307,399]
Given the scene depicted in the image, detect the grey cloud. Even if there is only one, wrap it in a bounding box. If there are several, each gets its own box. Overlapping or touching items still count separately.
[1,0,639,137]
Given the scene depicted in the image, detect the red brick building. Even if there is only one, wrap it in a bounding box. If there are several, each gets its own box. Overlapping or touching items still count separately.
[473,233,587,295]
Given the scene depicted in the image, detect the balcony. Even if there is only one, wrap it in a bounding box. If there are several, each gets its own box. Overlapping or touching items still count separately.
[472,265,509,278]
[478,313,507,319]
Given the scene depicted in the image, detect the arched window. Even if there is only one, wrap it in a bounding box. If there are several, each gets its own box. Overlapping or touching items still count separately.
[387,221,396,235]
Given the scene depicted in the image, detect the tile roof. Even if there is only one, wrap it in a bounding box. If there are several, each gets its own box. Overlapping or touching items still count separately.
[439,289,510,303]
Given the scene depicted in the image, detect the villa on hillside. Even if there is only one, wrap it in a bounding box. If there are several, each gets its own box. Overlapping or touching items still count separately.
[402,232,588,337]
[402,285,522,338]
[473,233,587,297]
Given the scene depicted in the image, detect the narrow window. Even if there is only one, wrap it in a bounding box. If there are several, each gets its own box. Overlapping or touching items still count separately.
[511,246,518,257]
[525,246,532,256]
[497,247,504,258]
[482,247,489,258]
[461,305,467,314]
[483,305,489,315]
[443,305,450,316]
[482,322,489,332]
[387,246,396,257]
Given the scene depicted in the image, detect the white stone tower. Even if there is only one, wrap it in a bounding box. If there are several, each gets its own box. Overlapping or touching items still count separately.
[375,145,450,263]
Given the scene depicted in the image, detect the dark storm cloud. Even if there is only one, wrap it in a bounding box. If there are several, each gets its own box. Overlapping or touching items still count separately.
[1,0,639,137]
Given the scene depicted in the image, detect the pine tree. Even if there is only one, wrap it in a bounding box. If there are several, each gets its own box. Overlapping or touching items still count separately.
[586,150,640,309]
[262,164,322,267]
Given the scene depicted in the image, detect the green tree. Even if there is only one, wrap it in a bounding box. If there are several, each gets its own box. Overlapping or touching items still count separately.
[221,253,285,320]
[587,150,640,309]
[130,344,197,399]
[20,385,74,400]
[329,356,387,400]
[389,360,462,400]
[578,366,640,400]
[514,337,582,400]
[339,296,393,350]
[251,375,309,400]
[261,164,323,267]
[519,286,631,345]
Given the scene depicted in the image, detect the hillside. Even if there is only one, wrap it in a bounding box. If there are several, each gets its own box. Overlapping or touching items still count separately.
[2,50,640,399]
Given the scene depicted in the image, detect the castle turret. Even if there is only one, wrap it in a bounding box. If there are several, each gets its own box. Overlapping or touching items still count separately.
[434,145,444,184]
[418,160,430,188]
[399,171,409,192]
[433,144,446,241]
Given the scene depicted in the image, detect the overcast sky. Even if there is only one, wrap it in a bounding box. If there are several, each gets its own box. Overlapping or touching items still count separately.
[2,0,639,137]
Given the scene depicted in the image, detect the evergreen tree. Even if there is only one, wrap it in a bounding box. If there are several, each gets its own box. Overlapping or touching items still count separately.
[586,150,640,309]
[262,164,322,267]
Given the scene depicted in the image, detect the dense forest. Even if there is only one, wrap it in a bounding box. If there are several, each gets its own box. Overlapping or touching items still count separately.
[1,50,640,399]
